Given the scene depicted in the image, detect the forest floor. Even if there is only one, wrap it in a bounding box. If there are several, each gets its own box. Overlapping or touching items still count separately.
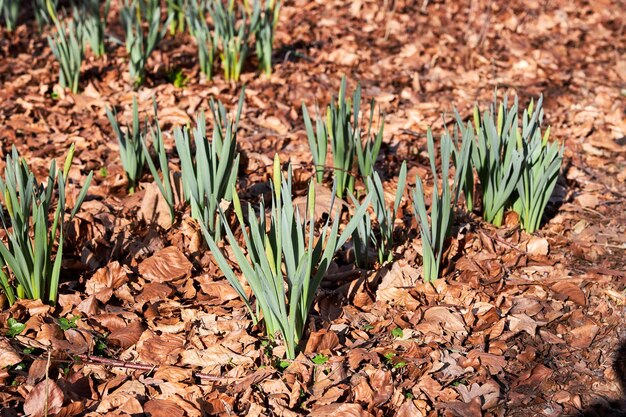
[0,0,625,416]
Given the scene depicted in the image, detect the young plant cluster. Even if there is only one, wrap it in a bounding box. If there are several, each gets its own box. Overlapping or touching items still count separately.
[452,93,563,233]
[0,146,92,306]
[105,90,245,234]
[44,0,110,93]
[190,0,281,81]
[304,77,406,269]
[303,76,384,199]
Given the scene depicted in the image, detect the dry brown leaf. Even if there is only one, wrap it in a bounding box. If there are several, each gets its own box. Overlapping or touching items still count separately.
[304,329,340,354]
[0,339,21,368]
[197,276,240,302]
[396,400,421,417]
[23,380,64,417]
[85,261,129,303]
[567,324,599,348]
[139,247,193,283]
[143,399,185,417]
[441,397,483,417]
[370,369,393,405]
[136,282,175,304]
[550,281,586,306]
[309,403,374,417]
[153,365,193,382]
[108,321,144,349]
[508,314,537,336]
[180,345,253,367]
[423,306,467,334]
[526,237,549,256]
[347,348,380,369]
[139,333,185,365]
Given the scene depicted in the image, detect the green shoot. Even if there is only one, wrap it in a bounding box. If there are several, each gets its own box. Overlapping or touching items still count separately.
[142,98,175,225]
[471,93,523,226]
[252,0,280,76]
[210,0,254,82]
[48,17,84,94]
[370,161,407,264]
[175,90,244,239]
[0,0,18,31]
[75,0,110,57]
[106,97,146,193]
[513,96,563,233]
[411,130,464,282]
[120,0,170,86]
[187,0,217,79]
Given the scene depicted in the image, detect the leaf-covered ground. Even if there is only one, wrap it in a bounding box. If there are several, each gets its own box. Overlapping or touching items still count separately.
[0,0,625,416]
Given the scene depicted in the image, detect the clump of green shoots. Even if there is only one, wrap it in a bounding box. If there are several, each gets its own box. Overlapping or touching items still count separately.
[449,110,474,211]
[175,90,244,239]
[302,101,327,183]
[326,76,358,198]
[411,130,465,282]
[203,155,371,359]
[75,0,110,57]
[142,98,176,225]
[513,96,563,233]
[0,0,18,31]
[120,0,170,86]
[370,162,407,264]
[350,163,406,268]
[210,0,254,82]
[48,16,84,94]
[303,76,384,198]
[34,0,57,29]
[253,0,280,76]
[355,98,384,184]
[349,192,372,269]
[187,0,218,79]
[167,0,186,34]
[0,145,93,305]
[106,97,146,193]
[470,93,524,227]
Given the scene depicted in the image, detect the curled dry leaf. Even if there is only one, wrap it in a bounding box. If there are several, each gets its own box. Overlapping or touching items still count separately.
[526,236,549,257]
[108,321,144,349]
[138,333,185,365]
[370,369,393,406]
[143,399,185,417]
[153,365,193,382]
[23,380,64,417]
[422,306,467,334]
[550,281,586,306]
[304,329,340,354]
[376,262,421,307]
[567,324,600,349]
[85,261,129,303]
[0,339,21,368]
[456,380,501,410]
[196,276,241,302]
[136,282,175,304]
[139,247,193,283]
[180,345,254,368]
[441,397,483,417]
[508,314,538,337]
[309,403,374,417]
